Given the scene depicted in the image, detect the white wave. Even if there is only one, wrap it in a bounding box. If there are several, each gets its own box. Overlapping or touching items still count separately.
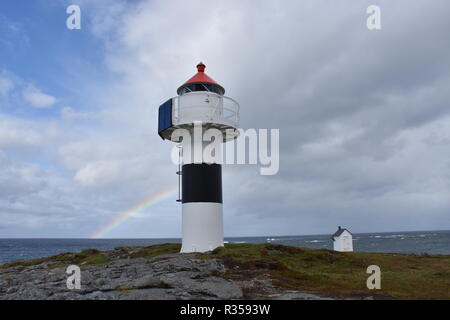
[384,234,406,239]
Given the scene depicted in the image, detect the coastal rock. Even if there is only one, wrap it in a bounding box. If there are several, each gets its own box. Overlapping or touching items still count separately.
[6,243,438,300]
[0,251,243,300]
[269,290,334,300]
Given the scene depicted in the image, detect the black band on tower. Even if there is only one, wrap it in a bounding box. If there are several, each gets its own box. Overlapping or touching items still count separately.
[182,163,222,203]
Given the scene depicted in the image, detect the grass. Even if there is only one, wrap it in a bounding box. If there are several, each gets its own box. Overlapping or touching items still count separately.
[123,243,181,259]
[0,244,182,271]
[153,280,172,289]
[0,248,110,270]
[202,243,450,300]
[1,242,448,299]
[117,285,131,293]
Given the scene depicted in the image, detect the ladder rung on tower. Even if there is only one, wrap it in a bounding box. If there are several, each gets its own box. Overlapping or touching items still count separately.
[176,143,182,202]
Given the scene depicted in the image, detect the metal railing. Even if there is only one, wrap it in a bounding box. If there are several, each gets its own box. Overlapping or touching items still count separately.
[172,92,240,128]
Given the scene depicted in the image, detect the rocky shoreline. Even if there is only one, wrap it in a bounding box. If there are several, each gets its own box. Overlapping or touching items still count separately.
[0,246,330,300]
[1,243,449,300]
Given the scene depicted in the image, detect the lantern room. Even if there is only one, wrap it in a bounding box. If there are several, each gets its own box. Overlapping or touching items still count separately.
[158,63,240,142]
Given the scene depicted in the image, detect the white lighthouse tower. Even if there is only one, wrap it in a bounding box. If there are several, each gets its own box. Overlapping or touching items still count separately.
[158,62,240,253]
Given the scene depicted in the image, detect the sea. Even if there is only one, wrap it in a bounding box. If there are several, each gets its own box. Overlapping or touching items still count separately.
[0,230,449,264]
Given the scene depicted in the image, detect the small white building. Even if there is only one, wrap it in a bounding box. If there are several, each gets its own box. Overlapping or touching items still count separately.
[331,226,353,252]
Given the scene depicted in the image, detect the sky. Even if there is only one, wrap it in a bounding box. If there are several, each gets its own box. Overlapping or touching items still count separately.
[0,0,449,238]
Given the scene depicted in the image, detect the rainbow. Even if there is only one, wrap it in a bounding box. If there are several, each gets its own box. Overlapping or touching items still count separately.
[89,168,240,239]
[89,185,178,239]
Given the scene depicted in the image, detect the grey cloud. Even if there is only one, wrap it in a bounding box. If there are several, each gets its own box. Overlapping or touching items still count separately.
[1,0,449,237]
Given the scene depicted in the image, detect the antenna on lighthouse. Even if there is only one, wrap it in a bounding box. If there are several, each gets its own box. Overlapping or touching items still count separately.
[157,63,240,253]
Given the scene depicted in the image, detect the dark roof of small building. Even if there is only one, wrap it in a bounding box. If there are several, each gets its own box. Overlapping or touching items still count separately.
[331,226,352,240]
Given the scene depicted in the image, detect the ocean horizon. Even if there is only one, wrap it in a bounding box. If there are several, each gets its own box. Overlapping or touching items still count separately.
[1,230,449,264]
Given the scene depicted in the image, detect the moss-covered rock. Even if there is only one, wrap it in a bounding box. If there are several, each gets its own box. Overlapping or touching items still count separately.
[1,243,449,300]
[202,243,450,300]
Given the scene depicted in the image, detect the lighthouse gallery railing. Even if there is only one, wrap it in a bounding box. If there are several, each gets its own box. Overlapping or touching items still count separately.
[171,92,240,129]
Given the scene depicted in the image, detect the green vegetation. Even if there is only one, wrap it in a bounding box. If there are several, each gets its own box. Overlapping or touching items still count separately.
[0,244,182,271]
[1,242,448,299]
[0,248,110,270]
[154,280,172,289]
[203,243,450,300]
[118,243,181,259]
[116,285,131,293]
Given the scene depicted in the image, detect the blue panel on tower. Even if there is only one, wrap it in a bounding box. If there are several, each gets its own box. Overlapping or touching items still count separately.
[158,98,173,139]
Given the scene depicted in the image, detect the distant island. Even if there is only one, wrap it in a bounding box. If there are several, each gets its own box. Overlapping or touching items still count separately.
[1,243,449,300]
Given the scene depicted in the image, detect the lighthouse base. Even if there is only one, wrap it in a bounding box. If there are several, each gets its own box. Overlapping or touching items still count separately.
[180,202,223,253]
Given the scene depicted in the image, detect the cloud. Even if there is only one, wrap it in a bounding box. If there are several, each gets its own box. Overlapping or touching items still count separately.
[60,106,94,120]
[0,0,450,237]
[77,0,450,235]
[74,161,122,188]
[0,74,14,97]
[0,14,30,52]
[22,85,57,108]
[0,115,43,149]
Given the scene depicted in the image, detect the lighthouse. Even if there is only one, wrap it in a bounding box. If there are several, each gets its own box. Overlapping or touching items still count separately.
[158,63,240,253]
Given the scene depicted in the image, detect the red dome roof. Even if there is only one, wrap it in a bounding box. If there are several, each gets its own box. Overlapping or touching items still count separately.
[177,63,225,95]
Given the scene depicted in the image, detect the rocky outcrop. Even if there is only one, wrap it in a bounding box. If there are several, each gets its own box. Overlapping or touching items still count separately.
[0,253,247,300]
[2,243,361,300]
